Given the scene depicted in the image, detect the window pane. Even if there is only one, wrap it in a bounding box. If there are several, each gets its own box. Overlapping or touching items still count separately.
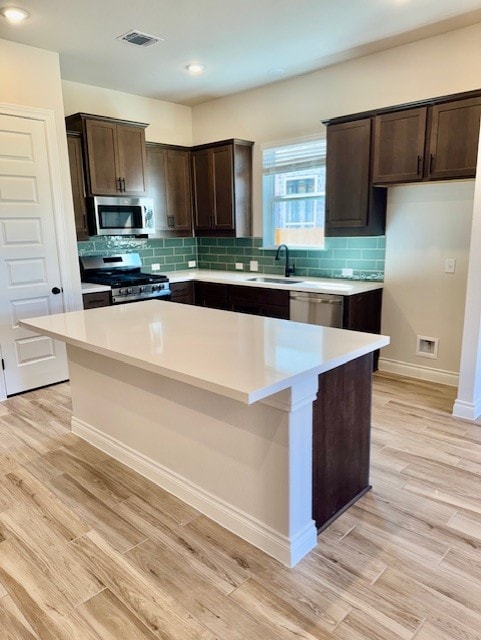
[263,138,326,249]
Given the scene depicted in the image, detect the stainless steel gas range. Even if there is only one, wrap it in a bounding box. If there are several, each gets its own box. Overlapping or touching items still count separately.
[80,253,171,304]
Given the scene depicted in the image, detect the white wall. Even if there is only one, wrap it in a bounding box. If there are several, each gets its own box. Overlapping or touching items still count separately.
[381,182,473,382]
[62,80,193,146]
[0,39,81,308]
[190,22,481,381]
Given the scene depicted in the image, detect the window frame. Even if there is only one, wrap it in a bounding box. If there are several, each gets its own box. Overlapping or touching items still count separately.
[261,134,327,250]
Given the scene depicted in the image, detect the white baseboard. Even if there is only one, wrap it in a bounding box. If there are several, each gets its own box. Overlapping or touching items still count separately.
[378,357,459,387]
[452,398,481,422]
[72,416,316,567]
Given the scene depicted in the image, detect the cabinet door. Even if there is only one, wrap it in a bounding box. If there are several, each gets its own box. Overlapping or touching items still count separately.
[66,134,89,240]
[326,119,371,229]
[85,120,119,195]
[146,145,169,230]
[212,145,234,230]
[166,149,192,232]
[194,281,228,309]
[192,149,214,231]
[116,124,147,196]
[372,108,427,184]
[169,281,195,304]
[428,97,481,180]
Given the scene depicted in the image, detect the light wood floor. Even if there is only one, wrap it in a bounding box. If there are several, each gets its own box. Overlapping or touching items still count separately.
[0,373,480,638]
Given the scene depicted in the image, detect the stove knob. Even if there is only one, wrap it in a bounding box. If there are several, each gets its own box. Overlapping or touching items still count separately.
[118,288,123,295]
[152,284,158,292]
[127,287,133,294]
[139,286,144,293]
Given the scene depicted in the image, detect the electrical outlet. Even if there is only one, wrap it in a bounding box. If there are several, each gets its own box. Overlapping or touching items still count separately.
[342,268,354,277]
[250,260,259,272]
[151,263,160,271]
[444,258,456,273]
[235,262,243,270]
[188,260,196,268]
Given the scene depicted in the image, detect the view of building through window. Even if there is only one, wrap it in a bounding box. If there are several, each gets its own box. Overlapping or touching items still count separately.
[263,138,326,248]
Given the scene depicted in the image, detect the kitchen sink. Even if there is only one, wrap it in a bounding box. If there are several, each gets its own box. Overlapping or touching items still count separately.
[246,276,305,284]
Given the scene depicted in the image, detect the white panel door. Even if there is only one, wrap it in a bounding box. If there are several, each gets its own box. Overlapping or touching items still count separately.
[0,114,68,395]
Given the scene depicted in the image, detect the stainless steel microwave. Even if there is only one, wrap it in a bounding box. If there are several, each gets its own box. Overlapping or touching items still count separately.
[88,196,155,236]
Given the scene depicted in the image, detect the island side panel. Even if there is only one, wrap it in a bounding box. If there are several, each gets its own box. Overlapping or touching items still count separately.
[65,344,317,566]
[312,353,373,530]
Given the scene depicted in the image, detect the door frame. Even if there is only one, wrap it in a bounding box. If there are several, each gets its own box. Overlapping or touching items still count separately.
[0,102,82,400]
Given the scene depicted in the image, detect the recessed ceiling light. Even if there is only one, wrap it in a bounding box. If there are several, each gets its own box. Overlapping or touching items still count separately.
[186,63,206,75]
[0,6,30,22]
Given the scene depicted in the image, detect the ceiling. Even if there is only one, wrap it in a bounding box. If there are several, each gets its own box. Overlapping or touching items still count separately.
[2,0,481,106]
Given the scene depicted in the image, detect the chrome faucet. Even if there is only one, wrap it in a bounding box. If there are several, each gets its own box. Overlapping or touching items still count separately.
[275,244,295,277]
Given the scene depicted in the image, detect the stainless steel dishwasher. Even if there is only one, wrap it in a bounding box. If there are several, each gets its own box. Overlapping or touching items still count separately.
[289,291,343,327]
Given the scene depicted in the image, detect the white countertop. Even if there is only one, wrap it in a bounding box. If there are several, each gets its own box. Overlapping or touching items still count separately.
[166,269,383,296]
[22,301,389,404]
[81,282,111,294]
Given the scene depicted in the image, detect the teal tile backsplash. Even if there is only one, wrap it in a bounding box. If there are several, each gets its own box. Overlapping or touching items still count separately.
[77,236,385,281]
[77,237,197,271]
[197,236,385,281]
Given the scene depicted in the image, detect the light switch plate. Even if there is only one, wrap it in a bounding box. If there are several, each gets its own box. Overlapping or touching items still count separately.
[235,262,243,270]
[188,260,196,268]
[250,260,259,272]
[444,258,456,273]
[151,263,160,271]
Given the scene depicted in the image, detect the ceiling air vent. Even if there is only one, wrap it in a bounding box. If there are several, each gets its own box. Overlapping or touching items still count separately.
[117,30,162,47]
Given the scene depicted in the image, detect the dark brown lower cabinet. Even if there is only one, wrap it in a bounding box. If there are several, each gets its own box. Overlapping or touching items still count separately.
[228,285,289,319]
[82,291,111,309]
[343,289,383,369]
[194,281,229,310]
[169,281,195,305]
[312,353,372,529]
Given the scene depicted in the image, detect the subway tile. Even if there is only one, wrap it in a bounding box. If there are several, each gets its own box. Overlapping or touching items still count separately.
[333,249,362,259]
[164,238,184,247]
[346,259,378,270]
[346,237,379,249]
[325,237,348,249]
[199,237,218,246]
[361,249,385,260]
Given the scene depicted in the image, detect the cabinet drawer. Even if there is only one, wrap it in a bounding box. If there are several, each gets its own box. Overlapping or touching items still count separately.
[229,285,289,307]
[82,291,111,309]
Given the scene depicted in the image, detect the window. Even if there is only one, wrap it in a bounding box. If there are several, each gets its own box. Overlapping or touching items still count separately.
[262,138,326,248]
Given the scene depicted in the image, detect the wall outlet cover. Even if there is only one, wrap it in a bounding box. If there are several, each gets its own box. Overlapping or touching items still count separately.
[250,260,259,272]
[151,263,160,271]
[188,260,196,268]
[342,268,354,277]
[416,335,439,359]
[235,262,243,270]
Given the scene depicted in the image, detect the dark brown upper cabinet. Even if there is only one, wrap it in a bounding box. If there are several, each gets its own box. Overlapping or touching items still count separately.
[191,139,253,237]
[427,97,481,180]
[372,95,481,185]
[66,131,89,240]
[146,143,193,237]
[372,107,427,184]
[65,113,148,197]
[325,119,387,237]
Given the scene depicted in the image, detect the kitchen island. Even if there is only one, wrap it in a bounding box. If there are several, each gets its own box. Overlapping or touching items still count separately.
[22,301,389,567]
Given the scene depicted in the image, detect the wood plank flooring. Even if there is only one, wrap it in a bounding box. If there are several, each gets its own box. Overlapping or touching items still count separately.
[0,373,480,638]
